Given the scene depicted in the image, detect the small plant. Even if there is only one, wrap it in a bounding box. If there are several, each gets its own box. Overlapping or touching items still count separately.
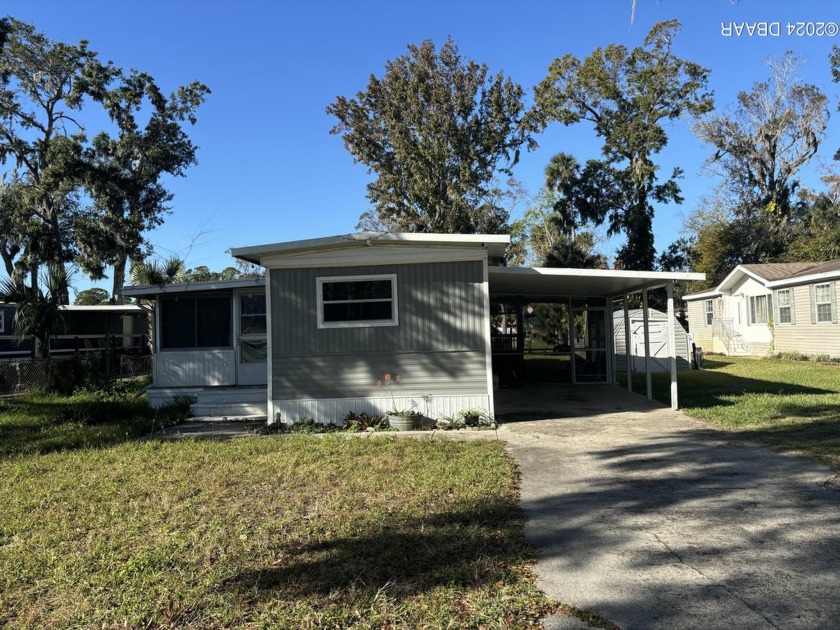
[435,415,466,430]
[261,417,340,434]
[459,409,494,428]
[343,411,388,432]
[376,372,418,416]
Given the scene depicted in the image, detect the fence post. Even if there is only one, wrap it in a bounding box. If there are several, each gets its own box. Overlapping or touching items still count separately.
[105,330,111,376]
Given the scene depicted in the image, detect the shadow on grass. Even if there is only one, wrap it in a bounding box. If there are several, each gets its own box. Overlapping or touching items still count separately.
[0,394,184,459]
[222,499,542,609]
[628,368,833,411]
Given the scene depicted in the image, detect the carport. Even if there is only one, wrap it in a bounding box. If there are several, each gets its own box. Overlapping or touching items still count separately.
[488,267,705,410]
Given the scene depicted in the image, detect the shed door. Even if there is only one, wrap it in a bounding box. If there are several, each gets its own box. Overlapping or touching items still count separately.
[631,320,669,372]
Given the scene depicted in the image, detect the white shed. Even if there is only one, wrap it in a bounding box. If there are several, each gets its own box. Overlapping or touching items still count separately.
[613,309,693,373]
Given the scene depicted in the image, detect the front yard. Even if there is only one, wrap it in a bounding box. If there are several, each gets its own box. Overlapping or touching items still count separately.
[636,355,840,472]
[0,393,553,628]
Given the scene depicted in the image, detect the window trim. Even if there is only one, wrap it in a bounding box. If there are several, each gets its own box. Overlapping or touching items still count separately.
[814,282,834,323]
[776,288,793,325]
[316,273,398,329]
[704,299,714,326]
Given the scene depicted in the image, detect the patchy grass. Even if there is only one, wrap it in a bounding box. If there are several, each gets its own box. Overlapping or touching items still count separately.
[631,355,840,472]
[0,389,187,458]
[0,399,554,628]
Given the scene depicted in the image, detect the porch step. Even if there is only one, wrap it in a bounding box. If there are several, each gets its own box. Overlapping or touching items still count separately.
[189,387,267,419]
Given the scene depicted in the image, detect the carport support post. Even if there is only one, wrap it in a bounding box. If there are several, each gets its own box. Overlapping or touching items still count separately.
[623,295,632,392]
[642,289,652,400]
[666,280,679,410]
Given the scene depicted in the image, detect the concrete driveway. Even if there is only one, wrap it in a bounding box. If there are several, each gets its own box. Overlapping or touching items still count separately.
[496,385,840,629]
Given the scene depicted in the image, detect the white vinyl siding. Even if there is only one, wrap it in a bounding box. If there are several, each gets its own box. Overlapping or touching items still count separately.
[775,289,793,324]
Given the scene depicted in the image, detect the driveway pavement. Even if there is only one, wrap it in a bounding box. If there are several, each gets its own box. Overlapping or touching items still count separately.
[497,385,840,629]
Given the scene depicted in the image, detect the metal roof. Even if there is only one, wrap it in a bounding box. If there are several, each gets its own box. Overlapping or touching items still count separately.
[123,277,265,298]
[230,232,511,263]
[489,267,705,301]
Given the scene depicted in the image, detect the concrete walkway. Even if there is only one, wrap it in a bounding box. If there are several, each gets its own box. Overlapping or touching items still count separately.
[496,385,840,630]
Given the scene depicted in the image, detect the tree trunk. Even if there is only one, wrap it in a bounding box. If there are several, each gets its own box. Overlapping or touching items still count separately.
[112,256,127,304]
[30,262,38,293]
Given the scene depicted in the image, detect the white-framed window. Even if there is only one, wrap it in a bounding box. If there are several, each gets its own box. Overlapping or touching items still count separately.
[704,299,714,326]
[814,283,835,323]
[749,295,771,325]
[776,289,793,324]
[317,274,398,329]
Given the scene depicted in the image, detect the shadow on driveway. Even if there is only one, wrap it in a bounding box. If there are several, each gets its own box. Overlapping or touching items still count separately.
[498,385,840,629]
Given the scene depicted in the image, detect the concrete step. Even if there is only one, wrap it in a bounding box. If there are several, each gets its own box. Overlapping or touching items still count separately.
[190,401,267,417]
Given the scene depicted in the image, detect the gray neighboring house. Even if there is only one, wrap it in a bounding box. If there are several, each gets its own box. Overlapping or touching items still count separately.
[685,260,840,357]
[126,232,705,421]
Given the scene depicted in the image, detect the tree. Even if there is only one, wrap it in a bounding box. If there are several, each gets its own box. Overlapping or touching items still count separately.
[76,71,209,303]
[0,264,70,358]
[73,287,109,305]
[182,265,239,282]
[327,38,534,234]
[694,52,828,261]
[784,173,840,262]
[0,18,110,289]
[532,20,713,270]
[129,256,185,287]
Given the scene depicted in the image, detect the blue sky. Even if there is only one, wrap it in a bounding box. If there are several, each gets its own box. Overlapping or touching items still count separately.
[8,0,840,295]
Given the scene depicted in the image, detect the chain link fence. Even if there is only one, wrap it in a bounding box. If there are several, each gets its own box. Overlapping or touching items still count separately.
[0,353,152,395]
[0,360,52,393]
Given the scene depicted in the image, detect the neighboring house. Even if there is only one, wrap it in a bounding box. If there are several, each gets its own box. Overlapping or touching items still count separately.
[685,260,840,357]
[613,309,693,373]
[0,303,148,360]
[126,232,705,421]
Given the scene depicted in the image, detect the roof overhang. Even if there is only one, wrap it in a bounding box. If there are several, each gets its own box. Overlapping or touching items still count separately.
[230,232,510,265]
[489,267,705,301]
[717,265,768,293]
[682,288,721,301]
[123,277,265,298]
[767,268,840,289]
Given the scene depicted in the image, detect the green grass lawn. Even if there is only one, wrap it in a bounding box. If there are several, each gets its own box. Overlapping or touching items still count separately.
[0,392,553,628]
[632,355,840,472]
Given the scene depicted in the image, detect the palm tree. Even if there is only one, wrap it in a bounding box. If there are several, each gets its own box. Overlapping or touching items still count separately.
[0,264,71,358]
[129,256,185,287]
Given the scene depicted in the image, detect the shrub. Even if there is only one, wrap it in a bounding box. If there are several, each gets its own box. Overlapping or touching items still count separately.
[343,411,388,432]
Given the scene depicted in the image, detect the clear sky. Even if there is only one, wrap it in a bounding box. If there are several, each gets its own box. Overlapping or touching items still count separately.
[8,0,840,296]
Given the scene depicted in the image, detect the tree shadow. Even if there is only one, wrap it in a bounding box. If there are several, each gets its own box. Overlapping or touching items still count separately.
[511,426,840,628]
[221,498,536,606]
[0,394,174,459]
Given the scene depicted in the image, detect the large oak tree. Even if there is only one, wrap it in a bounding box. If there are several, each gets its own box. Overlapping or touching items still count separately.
[327,38,534,234]
[531,20,713,270]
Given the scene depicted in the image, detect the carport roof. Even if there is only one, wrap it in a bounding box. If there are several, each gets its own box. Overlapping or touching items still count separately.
[489,266,705,301]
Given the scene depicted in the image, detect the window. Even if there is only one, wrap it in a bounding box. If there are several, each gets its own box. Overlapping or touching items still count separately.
[704,300,714,326]
[317,274,397,328]
[749,295,772,325]
[239,293,267,363]
[161,296,231,349]
[776,289,793,324]
[240,294,266,334]
[814,283,834,323]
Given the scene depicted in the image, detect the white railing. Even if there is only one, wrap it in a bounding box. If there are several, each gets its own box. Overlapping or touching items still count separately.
[713,318,750,354]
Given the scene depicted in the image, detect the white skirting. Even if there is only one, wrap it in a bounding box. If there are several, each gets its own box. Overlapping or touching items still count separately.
[271,394,492,425]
